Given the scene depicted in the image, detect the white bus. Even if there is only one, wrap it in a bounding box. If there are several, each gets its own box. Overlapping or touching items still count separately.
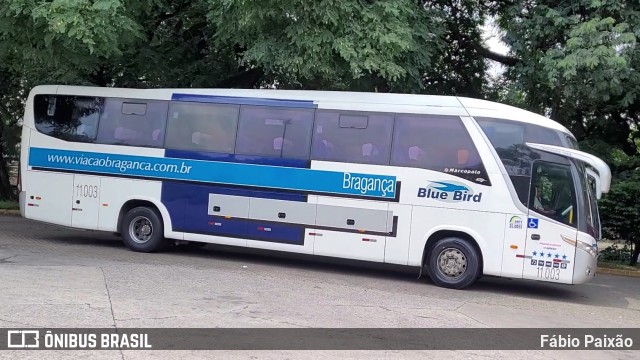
[18,85,611,289]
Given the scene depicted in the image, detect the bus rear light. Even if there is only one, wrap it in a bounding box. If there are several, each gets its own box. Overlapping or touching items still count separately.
[510,245,518,249]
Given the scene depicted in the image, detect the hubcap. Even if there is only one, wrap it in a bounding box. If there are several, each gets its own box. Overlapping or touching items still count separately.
[129,216,153,244]
[437,247,467,278]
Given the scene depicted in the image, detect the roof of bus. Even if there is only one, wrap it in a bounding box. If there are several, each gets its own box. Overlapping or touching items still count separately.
[37,85,572,135]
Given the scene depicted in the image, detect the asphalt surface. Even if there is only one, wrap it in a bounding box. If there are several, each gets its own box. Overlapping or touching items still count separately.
[0,215,639,359]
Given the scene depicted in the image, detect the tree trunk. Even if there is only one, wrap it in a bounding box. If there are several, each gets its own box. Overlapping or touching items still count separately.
[0,118,17,201]
[0,152,15,201]
[630,239,640,267]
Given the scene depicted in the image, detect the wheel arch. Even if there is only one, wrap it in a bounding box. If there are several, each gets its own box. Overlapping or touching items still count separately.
[421,228,485,276]
[116,196,174,237]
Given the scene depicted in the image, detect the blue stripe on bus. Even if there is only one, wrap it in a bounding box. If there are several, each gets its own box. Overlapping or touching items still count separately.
[246,222,305,245]
[29,147,397,199]
[162,182,305,230]
[171,93,317,109]
[163,182,305,244]
[164,149,309,169]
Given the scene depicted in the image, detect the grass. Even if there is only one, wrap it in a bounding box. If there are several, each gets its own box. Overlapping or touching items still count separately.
[0,201,19,210]
[597,261,640,272]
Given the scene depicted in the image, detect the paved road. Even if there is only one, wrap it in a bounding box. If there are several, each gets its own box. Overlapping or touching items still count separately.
[0,215,639,359]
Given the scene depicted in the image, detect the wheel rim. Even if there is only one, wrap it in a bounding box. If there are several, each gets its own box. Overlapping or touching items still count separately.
[129,216,153,244]
[437,247,467,278]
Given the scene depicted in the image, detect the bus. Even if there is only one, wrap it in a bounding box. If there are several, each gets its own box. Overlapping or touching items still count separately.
[18,85,611,289]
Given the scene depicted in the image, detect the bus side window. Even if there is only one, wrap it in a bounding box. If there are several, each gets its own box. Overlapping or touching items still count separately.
[97,98,168,148]
[310,111,393,165]
[165,102,239,153]
[391,114,485,175]
[234,105,313,159]
[33,95,103,143]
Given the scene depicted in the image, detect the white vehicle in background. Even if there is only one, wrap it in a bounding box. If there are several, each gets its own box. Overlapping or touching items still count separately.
[18,85,610,289]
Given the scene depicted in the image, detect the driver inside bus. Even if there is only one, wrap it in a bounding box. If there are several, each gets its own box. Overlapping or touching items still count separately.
[533,185,555,216]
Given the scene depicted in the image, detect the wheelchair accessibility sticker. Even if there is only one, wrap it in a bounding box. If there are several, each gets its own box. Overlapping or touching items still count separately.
[527,218,539,229]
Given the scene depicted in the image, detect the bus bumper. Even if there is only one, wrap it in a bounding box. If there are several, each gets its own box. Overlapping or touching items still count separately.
[573,245,597,284]
[19,191,26,218]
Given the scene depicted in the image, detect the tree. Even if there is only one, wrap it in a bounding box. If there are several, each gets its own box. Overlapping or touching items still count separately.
[1,0,639,211]
[488,1,640,156]
[599,168,640,266]
[207,0,445,92]
[0,69,23,200]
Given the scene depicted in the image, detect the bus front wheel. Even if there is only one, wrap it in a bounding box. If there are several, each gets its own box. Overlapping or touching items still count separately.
[426,237,480,289]
[121,206,168,252]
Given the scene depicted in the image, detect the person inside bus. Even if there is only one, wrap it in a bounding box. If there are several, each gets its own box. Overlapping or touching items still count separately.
[533,185,556,216]
[408,145,426,163]
[361,142,380,161]
[312,125,337,159]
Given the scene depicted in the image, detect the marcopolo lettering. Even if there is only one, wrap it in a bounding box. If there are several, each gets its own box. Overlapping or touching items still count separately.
[417,181,482,203]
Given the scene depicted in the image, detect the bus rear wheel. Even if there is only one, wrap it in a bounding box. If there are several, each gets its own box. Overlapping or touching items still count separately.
[426,237,480,289]
[121,206,168,252]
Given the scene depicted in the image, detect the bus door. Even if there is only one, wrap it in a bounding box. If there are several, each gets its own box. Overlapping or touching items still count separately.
[71,175,101,229]
[522,161,578,283]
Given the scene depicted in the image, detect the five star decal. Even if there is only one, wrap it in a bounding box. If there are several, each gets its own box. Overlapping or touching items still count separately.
[532,251,569,263]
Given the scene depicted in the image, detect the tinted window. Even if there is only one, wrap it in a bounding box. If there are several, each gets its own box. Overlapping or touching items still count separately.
[391,114,488,184]
[311,110,393,165]
[525,124,563,145]
[165,102,239,153]
[234,106,314,159]
[587,174,601,239]
[566,135,579,149]
[530,161,577,227]
[477,118,564,204]
[96,98,168,148]
[33,95,102,142]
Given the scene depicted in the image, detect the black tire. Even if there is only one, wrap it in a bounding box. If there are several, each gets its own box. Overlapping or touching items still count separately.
[121,206,168,253]
[426,237,481,289]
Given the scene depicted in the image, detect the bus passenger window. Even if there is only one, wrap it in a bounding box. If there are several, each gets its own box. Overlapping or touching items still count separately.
[391,114,486,178]
[235,106,313,159]
[165,102,238,153]
[33,95,103,143]
[96,98,168,148]
[310,110,393,165]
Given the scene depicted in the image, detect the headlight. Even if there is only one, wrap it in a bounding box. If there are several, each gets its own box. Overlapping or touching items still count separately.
[576,241,598,258]
[561,235,597,259]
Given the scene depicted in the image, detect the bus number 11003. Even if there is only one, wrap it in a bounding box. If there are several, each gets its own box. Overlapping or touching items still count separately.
[76,184,98,198]
[537,266,560,280]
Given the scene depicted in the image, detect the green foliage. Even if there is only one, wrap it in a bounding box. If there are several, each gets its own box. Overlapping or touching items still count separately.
[495,0,640,154]
[0,0,639,214]
[599,169,640,265]
[0,0,140,84]
[598,244,632,264]
[207,0,443,91]
[0,201,19,210]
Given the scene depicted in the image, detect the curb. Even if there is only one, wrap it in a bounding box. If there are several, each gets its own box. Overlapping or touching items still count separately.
[0,209,20,216]
[597,267,640,278]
